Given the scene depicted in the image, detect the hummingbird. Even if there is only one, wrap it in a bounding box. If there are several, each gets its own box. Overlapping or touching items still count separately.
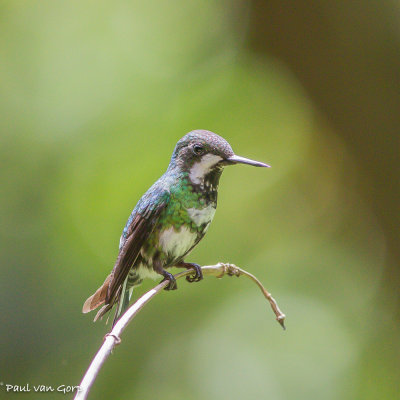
[82,130,270,324]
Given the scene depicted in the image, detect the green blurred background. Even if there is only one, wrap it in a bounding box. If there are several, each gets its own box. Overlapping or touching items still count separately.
[1,1,399,399]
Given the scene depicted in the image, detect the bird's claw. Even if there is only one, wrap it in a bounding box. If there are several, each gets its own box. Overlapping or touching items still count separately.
[185,263,203,283]
[161,271,177,290]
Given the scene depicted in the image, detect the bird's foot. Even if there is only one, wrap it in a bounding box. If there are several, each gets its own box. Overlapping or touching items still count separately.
[184,263,203,283]
[161,270,177,290]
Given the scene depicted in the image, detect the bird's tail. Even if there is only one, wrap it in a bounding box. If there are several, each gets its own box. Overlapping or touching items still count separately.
[111,278,133,327]
[82,274,112,316]
[82,275,135,326]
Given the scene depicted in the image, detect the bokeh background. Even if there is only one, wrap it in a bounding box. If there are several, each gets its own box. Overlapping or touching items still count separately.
[1,1,399,399]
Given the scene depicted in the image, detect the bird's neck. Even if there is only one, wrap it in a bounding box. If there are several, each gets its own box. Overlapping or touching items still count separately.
[167,165,222,205]
[190,167,222,206]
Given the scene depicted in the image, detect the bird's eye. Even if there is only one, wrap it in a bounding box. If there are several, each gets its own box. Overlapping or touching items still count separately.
[192,144,204,155]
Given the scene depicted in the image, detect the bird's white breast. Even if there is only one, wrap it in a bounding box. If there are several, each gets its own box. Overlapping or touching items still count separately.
[159,226,198,256]
[186,204,216,226]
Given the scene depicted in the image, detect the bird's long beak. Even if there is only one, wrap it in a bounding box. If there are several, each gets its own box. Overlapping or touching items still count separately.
[226,155,271,168]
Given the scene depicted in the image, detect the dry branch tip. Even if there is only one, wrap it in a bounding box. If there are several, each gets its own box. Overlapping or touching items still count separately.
[75,263,285,400]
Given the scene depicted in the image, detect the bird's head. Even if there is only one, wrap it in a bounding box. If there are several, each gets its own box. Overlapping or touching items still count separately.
[169,130,270,185]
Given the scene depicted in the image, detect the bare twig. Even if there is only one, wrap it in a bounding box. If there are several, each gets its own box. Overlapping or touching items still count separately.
[74,263,285,400]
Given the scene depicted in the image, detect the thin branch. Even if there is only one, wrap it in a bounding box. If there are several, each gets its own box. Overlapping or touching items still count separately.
[74,263,285,400]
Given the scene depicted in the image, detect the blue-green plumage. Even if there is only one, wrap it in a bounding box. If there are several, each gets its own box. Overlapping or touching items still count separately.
[82,130,270,324]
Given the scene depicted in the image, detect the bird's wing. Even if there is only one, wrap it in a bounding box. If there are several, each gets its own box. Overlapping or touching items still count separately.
[82,189,170,317]
[106,189,170,304]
